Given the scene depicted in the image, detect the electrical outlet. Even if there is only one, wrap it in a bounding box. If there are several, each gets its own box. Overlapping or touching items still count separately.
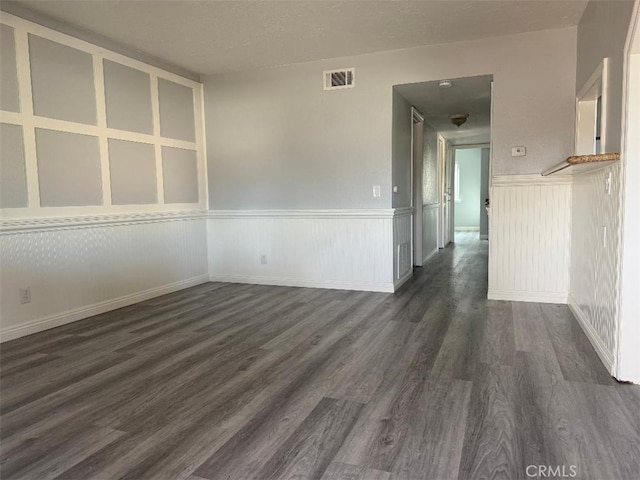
[20,287,31,304]
[511,146,526,157]
[260,254,267,265]
[372,185,381,198]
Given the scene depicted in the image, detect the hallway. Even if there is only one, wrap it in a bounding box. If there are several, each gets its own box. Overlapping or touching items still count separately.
[1,234,638,479]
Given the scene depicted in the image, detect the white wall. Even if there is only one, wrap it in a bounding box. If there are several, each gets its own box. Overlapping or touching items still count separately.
[203,27,576,294]
[203,27,577,211]
[0,13,209,341]
[571,0,636,381]
[454,148,481,230]
[1,214,208,341]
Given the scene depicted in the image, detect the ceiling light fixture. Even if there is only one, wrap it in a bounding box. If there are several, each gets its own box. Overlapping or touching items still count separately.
[438,80,452,88]
[450,113,469,127]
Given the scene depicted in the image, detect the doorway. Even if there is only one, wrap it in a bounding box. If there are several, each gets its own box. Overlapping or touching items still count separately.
[393,74,493,275]
[452,145,490,241]
[411,108,425,266]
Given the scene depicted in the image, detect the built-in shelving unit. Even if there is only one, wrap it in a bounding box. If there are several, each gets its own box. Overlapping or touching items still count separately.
[541,152,620,176]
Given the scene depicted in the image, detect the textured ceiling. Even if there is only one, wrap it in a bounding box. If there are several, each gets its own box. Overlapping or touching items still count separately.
[396,75,493,146]
[7,0,587,75]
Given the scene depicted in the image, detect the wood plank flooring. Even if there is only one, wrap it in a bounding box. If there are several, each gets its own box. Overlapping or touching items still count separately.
[1,232,638,480]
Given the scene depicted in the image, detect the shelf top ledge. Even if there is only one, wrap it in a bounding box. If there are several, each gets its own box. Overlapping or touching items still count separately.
[541,152,620,176]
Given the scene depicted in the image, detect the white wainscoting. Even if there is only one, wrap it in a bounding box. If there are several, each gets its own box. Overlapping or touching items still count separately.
[393,207,413,289]
[208,209,397,293]
[422,203,439,264]
[488,175,572,303]
[0,212,209,341]
[569,164,622,373]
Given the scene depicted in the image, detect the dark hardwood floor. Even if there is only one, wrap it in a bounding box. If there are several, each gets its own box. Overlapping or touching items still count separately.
[1,233,638,480]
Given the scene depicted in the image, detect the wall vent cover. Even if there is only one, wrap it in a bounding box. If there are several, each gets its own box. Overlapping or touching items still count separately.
[324,68,355,90]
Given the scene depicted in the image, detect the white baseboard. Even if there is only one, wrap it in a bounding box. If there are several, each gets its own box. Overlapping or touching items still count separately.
[480,234,488,240]
[568,295,614,373]
[209,274,394,293]
[487,289,568,304]
[0,274,210,342]
[423,248,438,264]
[394,270,413,291]
[455,227,480,232]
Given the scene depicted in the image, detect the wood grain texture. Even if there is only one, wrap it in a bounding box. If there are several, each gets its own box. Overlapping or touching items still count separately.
[1,233,638,480]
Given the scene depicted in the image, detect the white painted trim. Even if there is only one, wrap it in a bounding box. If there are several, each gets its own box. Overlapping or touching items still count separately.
[207,209,403,219]
[394,270,413,291]
[453,143,491,150]
[93,54,112,207]
[0,274,210,342]
[0,13,201,89]
[616,0,640,383]
[0,210,207,233]
[492,174,573,186]
[487,289,568,304]
[423,248,438,264]
[568,295,614,372]
[412,108,424,123]
[209,274,394,294]
[0,113,200,150]
[0,12,207,217]
[393,207,414,217]
[454,227,480,232]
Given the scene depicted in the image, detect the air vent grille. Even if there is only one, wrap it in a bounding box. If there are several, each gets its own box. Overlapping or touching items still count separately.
[324,68,355,90]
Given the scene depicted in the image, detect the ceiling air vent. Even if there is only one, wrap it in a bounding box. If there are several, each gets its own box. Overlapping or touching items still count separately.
[324,68,355,90]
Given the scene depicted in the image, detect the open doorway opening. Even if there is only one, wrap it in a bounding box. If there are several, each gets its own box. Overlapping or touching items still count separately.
[394,74,492,272]
[453,145,490,240]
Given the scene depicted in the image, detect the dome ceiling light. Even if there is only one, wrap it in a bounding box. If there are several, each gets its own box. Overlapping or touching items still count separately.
[450,113,469,127]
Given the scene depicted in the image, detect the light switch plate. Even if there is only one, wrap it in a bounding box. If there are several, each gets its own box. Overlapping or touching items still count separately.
[372,185,381,198]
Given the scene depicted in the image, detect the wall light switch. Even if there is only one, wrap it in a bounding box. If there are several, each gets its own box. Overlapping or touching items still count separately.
[373,185,381,198]
[511,146,526,157]
[393,185,399,193]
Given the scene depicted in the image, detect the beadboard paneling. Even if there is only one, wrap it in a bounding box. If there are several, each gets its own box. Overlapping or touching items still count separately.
[393,208,413,288]
[0,214,208,340]
[208,210,395,292]
[569,164,622,371]
[488,175,572,303]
